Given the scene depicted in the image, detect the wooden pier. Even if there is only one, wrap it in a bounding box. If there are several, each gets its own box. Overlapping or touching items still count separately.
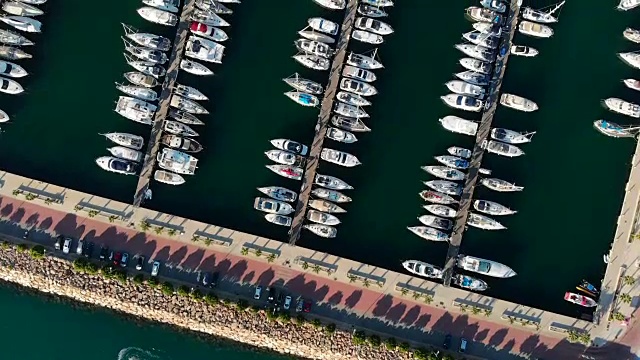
[442,1,521,286]
[133,0,196,207]
[288,0,358,245]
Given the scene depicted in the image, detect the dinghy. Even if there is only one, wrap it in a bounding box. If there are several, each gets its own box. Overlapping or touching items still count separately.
[312,188,352,203]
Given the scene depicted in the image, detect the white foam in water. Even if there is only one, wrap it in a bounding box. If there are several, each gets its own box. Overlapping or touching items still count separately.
[117,347,164,360]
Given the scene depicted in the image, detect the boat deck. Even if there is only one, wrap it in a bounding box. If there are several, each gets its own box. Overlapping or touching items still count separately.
[288,0,358,245]
[133,0,196,207]
[442,1,521,286]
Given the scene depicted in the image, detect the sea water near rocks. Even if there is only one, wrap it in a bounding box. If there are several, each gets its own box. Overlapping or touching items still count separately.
[0,0,634,327]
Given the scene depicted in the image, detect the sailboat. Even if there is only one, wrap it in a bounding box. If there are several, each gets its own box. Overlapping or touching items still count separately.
[618,0,640,11]
[522,1,565,23]
[593,120,639,138]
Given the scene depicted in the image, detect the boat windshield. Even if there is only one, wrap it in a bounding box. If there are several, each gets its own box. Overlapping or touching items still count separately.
[478,261,491,273]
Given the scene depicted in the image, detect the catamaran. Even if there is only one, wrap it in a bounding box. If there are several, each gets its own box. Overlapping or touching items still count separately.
[522,1,565,23]
[114,96,156,125]
[604,98,640,118]
[439,116,478,136]
[593,119,638,138]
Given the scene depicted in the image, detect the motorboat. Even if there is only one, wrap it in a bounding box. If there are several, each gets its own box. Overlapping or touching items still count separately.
[455,70,489,86]
[174,83,208,101]
[422,166,465,181]
[122,24,172,51]
[623,28,640,43]
[500,93,538,112]
[0,16,41,33]
[312,188,352,203]
[257,186,297,202]
[407,226,450,242]
[518,21,554,38]
[266,164,303,180]
[358,4,388,17]
[161,134,203,153]
[481,177,523,192]
[124,54,166,79]
[137,7,178,26]
[0,46,30,60]
[473,22,502,36]
[624,78,640,92]
[511,45,538,57]
[143,0,180,13]
[307,210,340,226]
[215,0,240,3]
[123,38,168,64]
[313,0,345,10]
[283,73,323,94]
[577,280,600,296]
[342,65,377,82]
[334,102,369,118]
[180,59,213,76]
[337,91,371,107]
[102,132,144,150]
[491,128,534,144]
[309,198,347,212]
[420,190,458,205]
[157,148,198,175]
[459,57,491,74]
[462,31,498,49]
[619,0,640,10]
[264,149,305,166]
[453,274,488,292]
[480,0,506,13]
[424,204,457,218]
[196,0,233,14]
[347,50,383,69]
[418,215,453,231]
[285,90,319,107]
[124,71,158,88]
[265,214,292,227]
[154,170,185,185]
[434,155,469,170]
[523,1,564,22]
[190,21,228,42]
[474,200,516,216]
[332,116,371,132]
[424,180,462,196]
[304,224,337,238]
[107,146,143,162]
[315,174,353,190]
[0,109,8,123]
[163,120,199,137]
[564,292,597,307]
[326,127,358,143]
[308,17,339,35]
[191,8,230,27]
[171,95,208,114]
[457,255,516,278]
[619,52,640,70]
[445,80,485,98]
[169,109,204,125]
[340,78,377,96]
[295,38,333,58]
[440,116,478,135]
[361,0,394,6]
[293,53,330,70]
[593,120,638,138]
[271,138,308,155]
[455,43,494,62]
[0,29,32,46]
[466,6,501,23]
[355,17,393,36]
[321,148,361,167]
[114,96,156,125]
[482,140,524,157]
[604,98,640,118]
[185,35,225,63]
[95,156,137,175]
[2,1,43,17]
[298,28,335,44]
[116,83,158,102]
[402,260,443,279]
[0,60,26,78]
[448,146,471,159]
[353,30,384,45]
[467,212,506,230]
[254,197,294,215]
[441,94,483,112]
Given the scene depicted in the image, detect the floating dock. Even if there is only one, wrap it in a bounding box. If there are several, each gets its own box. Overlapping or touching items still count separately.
[288,0,358,245]
[133,0,196,207]
[442,2,522,286]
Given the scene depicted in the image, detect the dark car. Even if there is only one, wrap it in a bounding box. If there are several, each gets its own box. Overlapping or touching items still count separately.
[113,252,122,266]
[277,292,285,305]
[54,235,63,251]
[296,298,304,313]
[83,242,94,258]
[210,272,219,287]
[303,300,312,313]
[135,256,145,271]
[266,287,275,303]
[443,334,452,350]
[120,252,129,267]
[99,246,108,260]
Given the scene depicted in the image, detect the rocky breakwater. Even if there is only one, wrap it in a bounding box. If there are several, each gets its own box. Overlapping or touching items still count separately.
[0,246,415,360]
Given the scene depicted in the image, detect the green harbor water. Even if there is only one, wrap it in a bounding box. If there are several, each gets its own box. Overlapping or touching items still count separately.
[0,1,636,352]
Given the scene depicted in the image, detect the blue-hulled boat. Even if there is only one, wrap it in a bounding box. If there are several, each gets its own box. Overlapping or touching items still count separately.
[593,119,638,138]
[284,91,319,107]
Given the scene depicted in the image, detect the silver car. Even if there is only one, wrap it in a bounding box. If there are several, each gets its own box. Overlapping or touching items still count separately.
[151,261,160,277]
[76,239,84,255]
[62,238,72,254]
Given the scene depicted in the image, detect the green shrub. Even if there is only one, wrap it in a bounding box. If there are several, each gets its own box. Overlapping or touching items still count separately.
[204,293,217,305]
[249,305,260,313]
[0,241,8,249]
[352,330,366,345]
[147,277,159,286]
[384,337,397,350]
[190,289,202,299]
[133,274,144,284]
[235,299,248,310]
[324,323,336,334]
[161,281,174,295]
[311,318,322,328]
[114,270,127,283]
[413,348,430,360]
[266,310,277,321]
[367,334,381,347]
[16,243,27,252]
[278,312,291,322]
[29,245,45,259]
[295,314,306,324]
[177,285,189,296]
[398,342,410,353]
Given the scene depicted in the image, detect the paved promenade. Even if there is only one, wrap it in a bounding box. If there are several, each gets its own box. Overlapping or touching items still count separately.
[0,170,630,360]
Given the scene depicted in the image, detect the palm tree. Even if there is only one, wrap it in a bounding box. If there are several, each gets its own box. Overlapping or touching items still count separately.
[363,278,371,288]
[167,228,177,236]
[255,249,262,257]
[412,291,421,300]
[348,274,356,283]
[484,308,492,317]
[312,264,321,274]
[267,253,276,263]
[140,220,151,231]
[423,295,433,304]
[191,234,200,242]
[302,261,309,270]
[620,293,633,304]
[471,306,481,315]
[241,247,249,256]
[154,226,164,234]
[623,275,635,286]
[401,288,409,296]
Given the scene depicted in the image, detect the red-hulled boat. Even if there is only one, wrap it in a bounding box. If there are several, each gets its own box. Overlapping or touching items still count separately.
[189,21,229,42]
[564,292,597,307]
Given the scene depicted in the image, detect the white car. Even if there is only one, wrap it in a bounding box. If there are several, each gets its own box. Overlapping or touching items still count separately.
[254,286,262,300]
[283,295,292,310]
[76,239,84,255]
[151,261,160,277]
[62,237,72,254]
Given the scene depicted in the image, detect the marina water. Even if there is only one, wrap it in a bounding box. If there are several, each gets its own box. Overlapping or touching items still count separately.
[0,0,635,336]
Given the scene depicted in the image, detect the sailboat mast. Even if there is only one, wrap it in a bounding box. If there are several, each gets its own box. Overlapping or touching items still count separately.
[548,0,566,14]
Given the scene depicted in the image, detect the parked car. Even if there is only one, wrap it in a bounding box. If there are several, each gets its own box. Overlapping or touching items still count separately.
[303,300,312,313]
[267,287,275,303]
[283,295,292,310]
[296,298,304,313]
[83,242,94,258]
[151,261,160,277]
[443,334,452,350]
[108,250,114,262]
[76,239,84,255]
[120,252,129,267]
[136,256,145,271]
[99,246,108,260]
[277,292,285,305]
[210,272,219,287]
[62,237,72,254]
[201,272,212,287]
[113,252,122,266]
[254,286,262,300]
[459,338,468,353]
[54,236,63,251]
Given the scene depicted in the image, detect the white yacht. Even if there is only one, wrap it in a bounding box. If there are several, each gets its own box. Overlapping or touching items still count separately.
[196,0,233,13]
[265,214,292,227]
[142,0,180,13]
[283,73,323,94]
[619,0,640,10]
[0,46,31,60]
[424,180,462,196]
[355,17,394,36]
[347,50,383,69]
[445,80,485,98]
[332,116,371,132]
[340,78,377,96]
[185,35,225,63]
[441,94,483,112]
[168,109,203,126]
[352,30,384,45]
[123,38,168,64]
[312,0,345,10]
[190,21,228,42]
[418,215,453,231]
[0,29,33,46]
[265,149,303,166]
[0,75,21,94]
[448,146,472,159]
[619,52,640,70]
[326,127,358,143]
[342,65,377,82]
[624,78,640,92]
[293,53,330,70]
[604,98,640,118]
[174,84,208,101]
[285,91,319,107]
[314,174,353,190]
[482,140,525,157]
[424,204,457,218]
[298,28,335,44]
[455,43,494,62]
[312,188,352,203]
[124,71,158,88]
[102,132,144,150]
[407,226,450,242]
[96,156,137,176]
[309,199,346,214]
[157,148,198,175]
[171,95,208,114]
[254,197,294,215]
[455,70,489,86]
[459,57,491,74]
[473,22,501,36]
[321,148,361,167]
[500,93,538,112]
[358,4,388,17]
[124,54,166,79]
[434,155,469,170]
[308,17,339,35]
[481,178,523,192]
[402,260,443,279]
[0,16,41,32]
[593,119,638,139]
[457,255,516,278]
[462,31,498,49]
[271,138,308,155]
[491,128,534,144]
[337,91,371,107]
[161,134,203,153]
[334,102,368,118]
[522,1,564,22]
[518,21,554,38]
[122,24,172,51]
[304,224,337,238]
[474,200,516,216]
[164,120,199,137]
[307,210,340,226]
[180,59,213,76]
[154,170,186,185]
[257,186,297,202]
[623,28,640,43]
[2,1,43,17]
[467,212,506,230]
[137,7,178,26]
[107,146,143,163]
[422,166,465,181]
[466,6,499,23]
[114,96,156,125]
[295,38,333,58]
[191,9,230,27]
[116,83,158,102]
[439,115,478,135]
[510,45,538,57]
